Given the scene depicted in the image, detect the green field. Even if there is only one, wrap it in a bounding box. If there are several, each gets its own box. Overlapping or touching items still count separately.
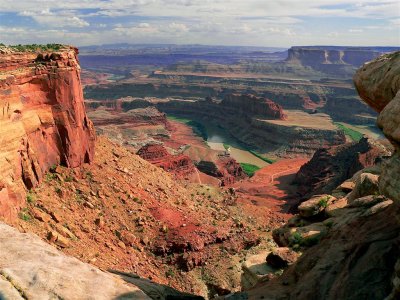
[223,143,230,150]
[335,123,364,142]
[240,163,261,177]
[248,150,275,164]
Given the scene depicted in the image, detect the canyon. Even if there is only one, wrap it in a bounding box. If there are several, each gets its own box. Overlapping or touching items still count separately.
[226,50,400,300]
[0,43,399,300]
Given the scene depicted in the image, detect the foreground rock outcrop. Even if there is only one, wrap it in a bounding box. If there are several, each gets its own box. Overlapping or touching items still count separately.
[0,222,149,299]
[0,46,95,222]
[354,51,400,202]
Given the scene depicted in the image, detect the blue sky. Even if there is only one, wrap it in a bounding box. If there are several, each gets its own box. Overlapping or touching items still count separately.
[0,0,399,47]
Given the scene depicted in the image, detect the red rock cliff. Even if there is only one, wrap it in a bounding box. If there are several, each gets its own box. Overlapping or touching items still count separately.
[221,93,286,120]
[0,46,95,222]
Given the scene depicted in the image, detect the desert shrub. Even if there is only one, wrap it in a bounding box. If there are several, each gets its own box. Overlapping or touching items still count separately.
[8,43,63,52]
[289,232,303,246]
[26,192,35,204]
[318,196,330,208]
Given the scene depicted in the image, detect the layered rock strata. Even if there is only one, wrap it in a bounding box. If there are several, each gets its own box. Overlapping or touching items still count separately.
[157,100,345,157]
[137,144,196,179]
[221,94,286,120]
[0,47,95,221]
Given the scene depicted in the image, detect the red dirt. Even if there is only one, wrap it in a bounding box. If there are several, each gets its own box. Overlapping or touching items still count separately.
[233,158,309,227]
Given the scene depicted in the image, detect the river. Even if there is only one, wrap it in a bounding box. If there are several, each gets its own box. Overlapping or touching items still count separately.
[198,121,270,168]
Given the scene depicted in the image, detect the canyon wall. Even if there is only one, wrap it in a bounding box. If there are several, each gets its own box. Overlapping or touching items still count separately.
[0,47,95,221]
[287,46,387,68]
[220,94,286,120]
[286,46,399,77]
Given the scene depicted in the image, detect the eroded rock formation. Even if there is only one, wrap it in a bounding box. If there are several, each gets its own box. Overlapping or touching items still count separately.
[196,158,247,186]
[0,47,95,222]
[221,94,286,120]
[137,144,196,179]
[294,137,389,200]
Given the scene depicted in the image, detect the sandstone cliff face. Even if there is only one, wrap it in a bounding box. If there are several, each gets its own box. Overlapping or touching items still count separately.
[221,94,286,120]
[287,47,383,68]
[0,47,95,221]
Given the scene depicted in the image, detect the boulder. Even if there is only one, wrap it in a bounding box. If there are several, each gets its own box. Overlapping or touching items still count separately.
[348,195,386,208]
[298,195,336,218]
[266,247,300,269]
[348,173,379,201]
[354,51,400,112]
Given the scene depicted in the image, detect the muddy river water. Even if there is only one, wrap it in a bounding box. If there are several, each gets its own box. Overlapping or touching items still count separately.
[202,123,270,168]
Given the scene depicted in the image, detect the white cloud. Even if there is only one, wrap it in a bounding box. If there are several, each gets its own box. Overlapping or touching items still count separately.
[19,8,90,28]
[348,29,364,33]
[0,0,398,46]
[390,18,400,25]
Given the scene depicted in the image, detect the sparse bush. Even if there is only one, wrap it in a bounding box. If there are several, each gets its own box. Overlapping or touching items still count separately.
[26,192,35,204]
[114,230,122,240]
[45,173,56,182]
[86,171,93,181]
[165,268,175,278]
[318,196,330,208]
[8,43,63,52]
[302,235,321,247]
[19,209,31,222]
[325,220,334,228]
[289,232,303,246]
